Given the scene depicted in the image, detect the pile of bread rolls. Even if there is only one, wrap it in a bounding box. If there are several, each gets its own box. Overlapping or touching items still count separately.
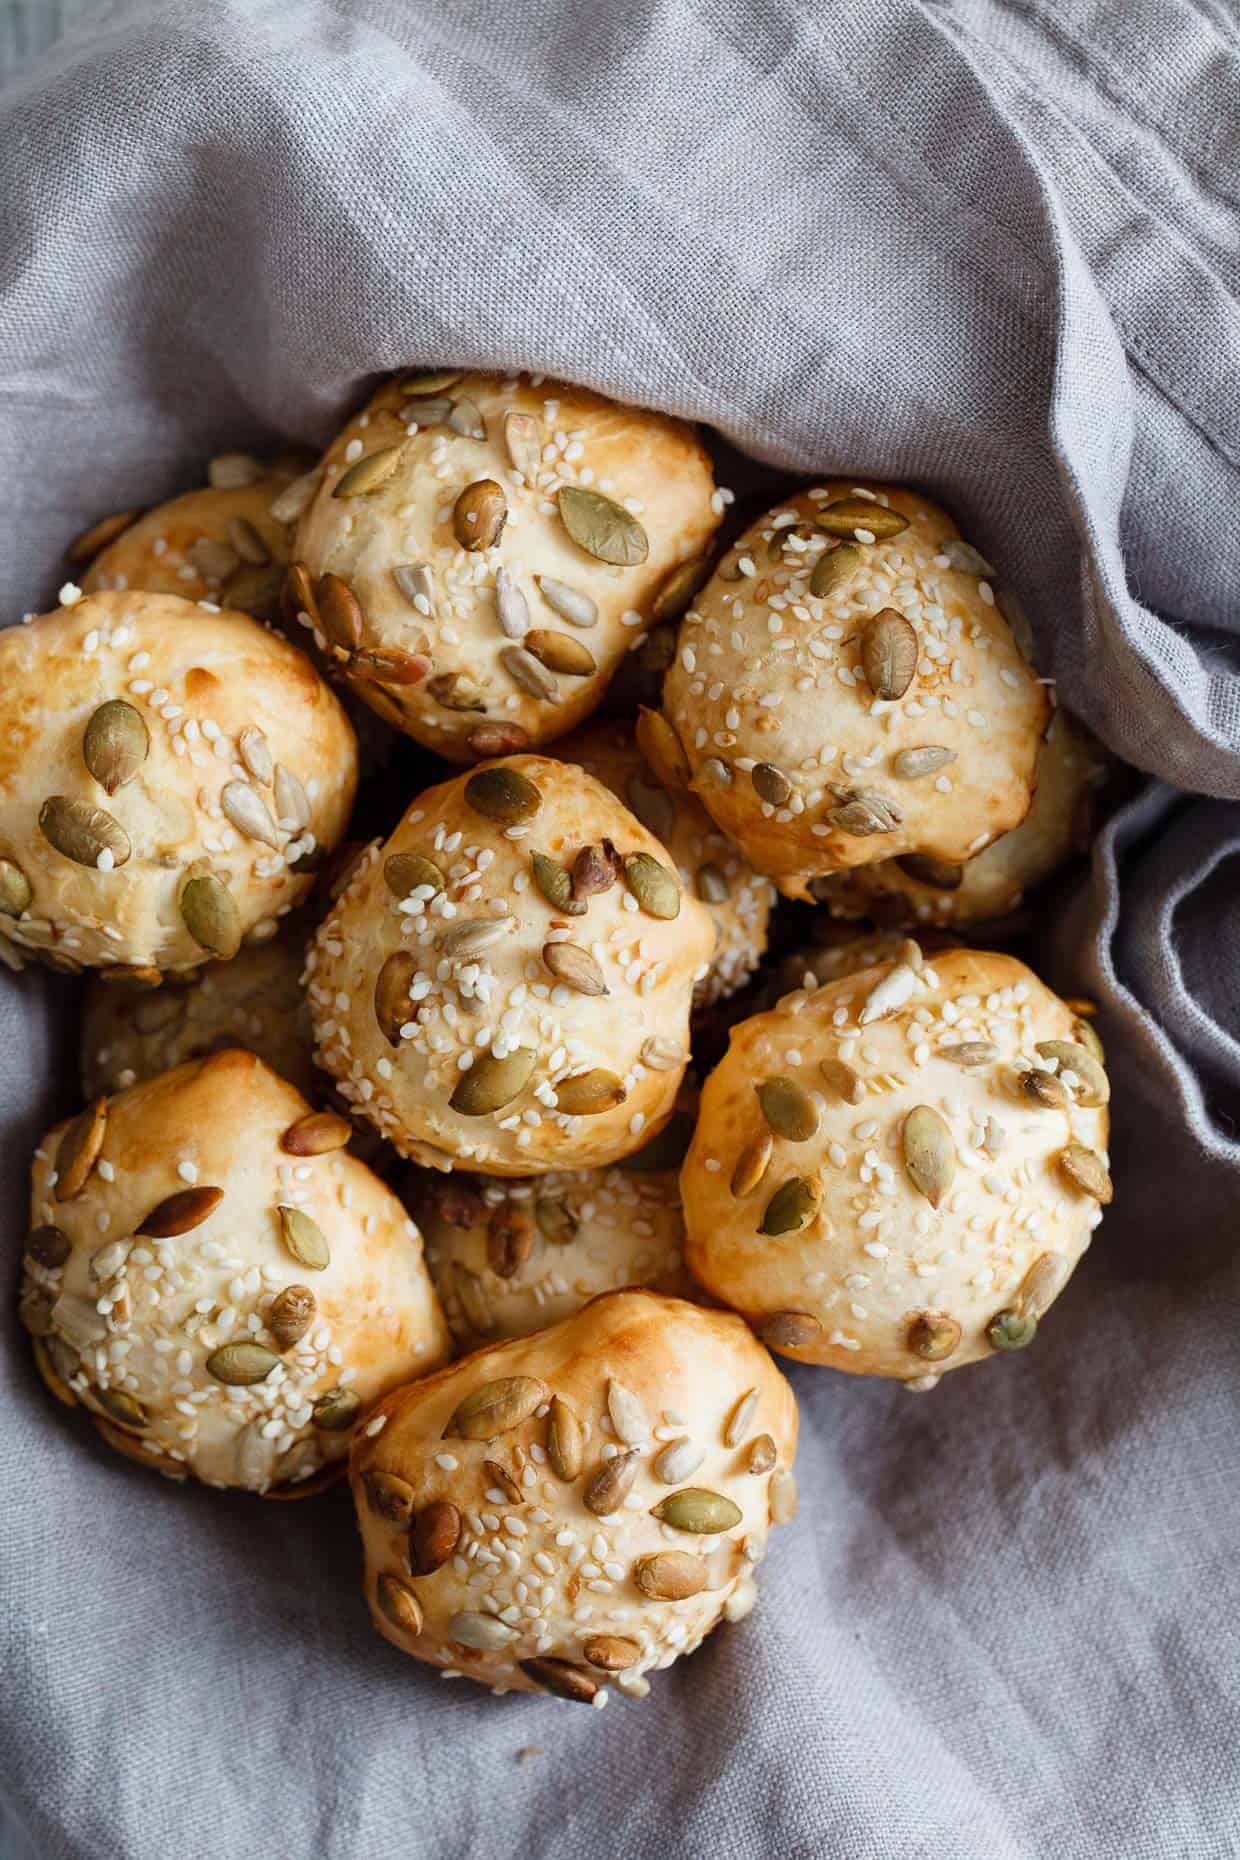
[5,370,1114,1706]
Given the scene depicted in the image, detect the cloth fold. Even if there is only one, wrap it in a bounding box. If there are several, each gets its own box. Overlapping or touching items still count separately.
[1,2,1237,1856]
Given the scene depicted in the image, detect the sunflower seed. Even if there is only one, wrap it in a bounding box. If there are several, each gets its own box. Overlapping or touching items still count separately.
[557,485,648,565]
[902,1106,956,1206]
[652,555,710,622]
[411,1499,461,1573]
[451,1046,537,1116]
[445,397,484,440]
[1019,1068,1069,1109]
[217,779,280,850]
[391,563,435,619]
[907,1312,961,1361]
[633,1551,708,1600]
[1017,1252,1071,1319]
[625,773,675,843]
[487,1207,535,1279]
[494,565,529,640]
[760,1310,823,1349]
[529,850,584,915]
[54,1099,107,1200]
[269,469,322,525]
[751,763,791,807]
[769,1470,798,1525]
[65,507,142,567]
[82,699,150,797]
[0,858,31,917]
[941,538,995,577]
[809,540,862,599]
[446,1610,517,1653]
[607,1379,648,1445]
[501,644,559,702]
[277,1204,330,1271]
[237,727,273,785]
[138,1186,224,1237]
[235,1419,278,1489]
[206,1340,280,1386]
[1058,1144,1113,1204]
[453,479,507,552]
[583,1635,639,1672]
[525,629,596,677]
[428,672,486,711]
[50,1292,106,1350]
[442,915,514,959]
[227,517,271,566]
[465,765,542,825]
[93,1386,147,1430]
[536,1200,578,1247]
[40,796,131,869]
[860,609,918,700]
[1035,1040,1110,1107]
[654,1437,706,1484]
[546,1395,583,1480]
[818,497,909,541]
[1073,1016,1106,1064]
[759,1179,819,1236]
[271,766,309,833]
[281,1112,352,1156]
[400,368,463,396]
[520,1657,600,1702]
[364,1470,416,1524]
[26,1224,71,1269]
[469,722,529,755]
[445,1375,547,1440]
[180,874,241,958]
[651,1488,742,1533]
[746,1434,777,1475]
[89,1238,129,1285]
[987,1308,1037,1352]
[502,408,543,478]
[623,851,680,920]
[939,1041,998,1068]
[312,1386,362,1430]
[189,537,241,581]
[377,1574,423,1637]
[268,1284,316,1350]
[208,452,263,489]
[640,1036,684,1071]
[827,789,902,837]
[725,1390,759,1448]
[350,646,432,685]
[731,1131,773,1198]
[688,862,727,905]
[542,941,607,996]
[584,1447,638,1515]
[536,576,598,628]
[756,1077,820,1143]
[819,1057,864,1104]
[374,949,417,1046]
[19,1286,53,1338]
[384,852,444,900]
[553,1069,626,1116]
[892,746,956,781]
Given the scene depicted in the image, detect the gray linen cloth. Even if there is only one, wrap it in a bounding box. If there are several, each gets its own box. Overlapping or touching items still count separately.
[2,2,1239,1855]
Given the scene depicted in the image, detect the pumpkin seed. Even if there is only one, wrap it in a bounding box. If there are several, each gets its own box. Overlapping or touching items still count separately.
[941,538,995,577]
[987,1308,1037,1352]
[464,765,542,825]
[208,452,262,488]
[896,853,963,889]
[939,1041,998,1068]
[535,1199,578,1247]
[751,763,791,807]
[403,395,455,426]
[756,1077,820,1143]
[138,1186,224,1237]
[364,1469,416,1524]
[1035,1040,1110,1106]
[731,1130,773,1198]
[760,1310,823,1350]
[725,1389,759,1448]
[502,409,543,478]
[1058,1144,1113,1204]
[607,1378,648,1444]
[334,445,403,498]
[584,1448,638,1515]
[444,1375,547,1440]
[553,1069,626,1116]
[546,1395,583,1480]
[400,368,463,395]
[747,1434,777,1475]
[27,1224,71,1269]
[54,1099,107,1200]
[313,572,364,651]
[652,555,710,621]
[651,1487,742,1534]
[269,469,321,525]
[190,537,240,581]
[453,479,507,551]
[809,540,862,598]
[520,1657,598,1702]
[384,852,444,900]
[543,940,607,996]
[640,1036,684,1071]
[392,561,435,614]
[20,1287,53,1337]
[819,1057,864,1105]
[486,1206,535,1279]
[312,1386,362,1430]
[282,562,320,631]
[1017,1252,1071,1318]
[428,671,486,711]
[818,497,909,541]
[82,700,149,796]
[769,1470,799,1525]
[892,745,957,781]
[40,796,130,869]
[450,1046,537,1116]
[908,1312,961,1361]
[93,1385,147,1430]
[536,576,598,628]
[206,1340,280,1386]
[374,949,418,1046]
[44,1334,81,1392]
[0,858,31,917]
[654,1437,706,1484]
[583,1635,640,1672]
[469,722,529,756]
[441,915,514,959]
[859,608,918,700]
[902,1106,956,1207]
[277,1204,330,1271]
[450,1610,517,1651]
[529,850,585,915]
[447,397,486,440]
[625,772,675,843]
[525,629,597,677]
[1019,1068,1068,1109]
[282,1111,352,1156]
[65,507,142,567]
[180,874,241,958]
[410,1499,461,1573]
[696,862,730,903]
[759,1178,819,1236]
[268,1283,316,1350]
[636,706,691,788]
[633,1551,708,1600]
[377,1574,423,1637]
[557,485,648,566]
[350,646,431,686]
[501,644,559,702]
[622,851,680,919]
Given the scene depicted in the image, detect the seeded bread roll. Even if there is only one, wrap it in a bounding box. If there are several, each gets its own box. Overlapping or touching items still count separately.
[79,936,317,1100]
[19,1050,451,1491]
[306,755,715,1176]
[813,710,1108,927]
[556,716,775,1007]
[681,946,1111,1389]
[0,590,357,975]
[411,1164,694,1345]
[660,483,1050,897]
[289,371,721,760]
[349,1289,797,1701]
